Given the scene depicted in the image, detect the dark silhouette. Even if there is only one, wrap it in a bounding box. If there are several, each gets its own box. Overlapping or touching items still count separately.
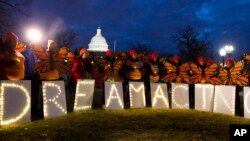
[130,43,152,55]
[54,28,77,48]
[0,0,31,35]
[172,26,214,62]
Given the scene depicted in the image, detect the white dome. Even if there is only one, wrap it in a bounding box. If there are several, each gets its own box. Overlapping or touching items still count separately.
[88,27,108,52]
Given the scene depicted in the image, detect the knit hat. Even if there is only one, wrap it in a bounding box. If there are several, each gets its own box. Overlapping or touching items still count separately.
[106,49,112,57]
[5,32,18,42]
[80,48,87,56]
[197,56,205,63]
[225,58,234,65]
[206,59,213,66]
[150,52,158,60]
[172,55,180,62]
[129,49,136,56]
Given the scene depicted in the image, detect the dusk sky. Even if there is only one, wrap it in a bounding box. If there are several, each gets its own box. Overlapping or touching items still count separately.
[19,0,250,57]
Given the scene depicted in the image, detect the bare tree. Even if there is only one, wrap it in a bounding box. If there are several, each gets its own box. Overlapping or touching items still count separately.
[54,28,77,48]
[0,0,31,35]
[130,43,152,54]
[172,26,214,62]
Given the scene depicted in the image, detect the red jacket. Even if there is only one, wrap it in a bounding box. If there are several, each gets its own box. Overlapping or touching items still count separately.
[71,57,84,81]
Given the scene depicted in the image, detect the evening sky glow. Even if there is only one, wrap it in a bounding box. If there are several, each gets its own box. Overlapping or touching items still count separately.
[19,0,250,56]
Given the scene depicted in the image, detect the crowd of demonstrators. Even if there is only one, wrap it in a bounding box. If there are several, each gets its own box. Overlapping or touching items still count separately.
[1,31,250,86]
[0,32,75,119]
[1,31,250,112]
[69,47,250,108]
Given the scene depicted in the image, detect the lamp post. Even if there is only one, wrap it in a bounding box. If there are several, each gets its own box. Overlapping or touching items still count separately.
[25,28,43,78]
[26,28,43,59]
[26,28,43,66]
[27,28,42,43]
[224,45,234,57]
[220,48,226,67]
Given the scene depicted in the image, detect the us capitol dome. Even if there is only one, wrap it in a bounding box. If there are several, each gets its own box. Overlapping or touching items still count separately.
[88,27,109,52]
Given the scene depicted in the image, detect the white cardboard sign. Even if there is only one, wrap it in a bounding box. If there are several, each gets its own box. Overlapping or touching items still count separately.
[104,82,124,110]
[244,87,250,118]
[42,81,67,119]
[171,83,189,109]
[74,79,95,111]
[129,82,146,108]
[214,85,235,115]
[150,83,169,108]
[0,80,31,126]
[195,84,214,111]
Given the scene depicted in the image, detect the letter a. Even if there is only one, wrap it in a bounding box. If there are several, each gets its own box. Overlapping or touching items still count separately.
[106,84,124,109]
[234,129,241,136]
[152,85,169,107]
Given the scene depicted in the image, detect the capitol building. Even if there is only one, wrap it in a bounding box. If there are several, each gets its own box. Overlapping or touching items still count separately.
[88,27,109,57]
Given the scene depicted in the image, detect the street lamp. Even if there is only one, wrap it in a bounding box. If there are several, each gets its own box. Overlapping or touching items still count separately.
[27,28,42,43]
[220,48,226,67]
[224,45,234,57]
[26,28,43,67]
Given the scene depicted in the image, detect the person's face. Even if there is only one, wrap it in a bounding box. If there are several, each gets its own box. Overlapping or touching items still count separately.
[120,53,127,60]
[226,62,233,68]
[81,53,87,59]
[132,53,137,59]
[199,61,204,65]
[49,43,56,51]
[173,59,179,64]
[153,57,157,62]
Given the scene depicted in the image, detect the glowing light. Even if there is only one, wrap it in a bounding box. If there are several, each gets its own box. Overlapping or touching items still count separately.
[171,84,189,109]
[106,84,124,109]
[74,80,95,111]
[129,83,145,108]
[0,82,30,126]
[224,45,234,54]
[219,48,226,56]
[42,82,67,118]
[214,86,235,115]
[27,28,42,43]
[152,85,169,107]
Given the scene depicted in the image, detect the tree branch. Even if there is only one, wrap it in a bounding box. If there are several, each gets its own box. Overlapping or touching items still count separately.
[0,1,15,7]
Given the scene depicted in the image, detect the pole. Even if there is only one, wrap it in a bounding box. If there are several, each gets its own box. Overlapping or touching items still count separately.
[222,56,224,67]
[114,40,116,53]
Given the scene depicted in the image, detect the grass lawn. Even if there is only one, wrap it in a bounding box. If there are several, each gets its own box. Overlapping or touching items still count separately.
[1,108,250,141]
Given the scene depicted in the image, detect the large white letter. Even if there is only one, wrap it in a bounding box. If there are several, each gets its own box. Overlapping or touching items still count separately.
[105,82,124,109]
[195,84,214,111]
[42,81,67,119]
[74,79,95,111]
[214,85,235,115]
[0,80,31,126]
[129,82,145,108]
[171,83,189,109]
[150,83,169,108]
